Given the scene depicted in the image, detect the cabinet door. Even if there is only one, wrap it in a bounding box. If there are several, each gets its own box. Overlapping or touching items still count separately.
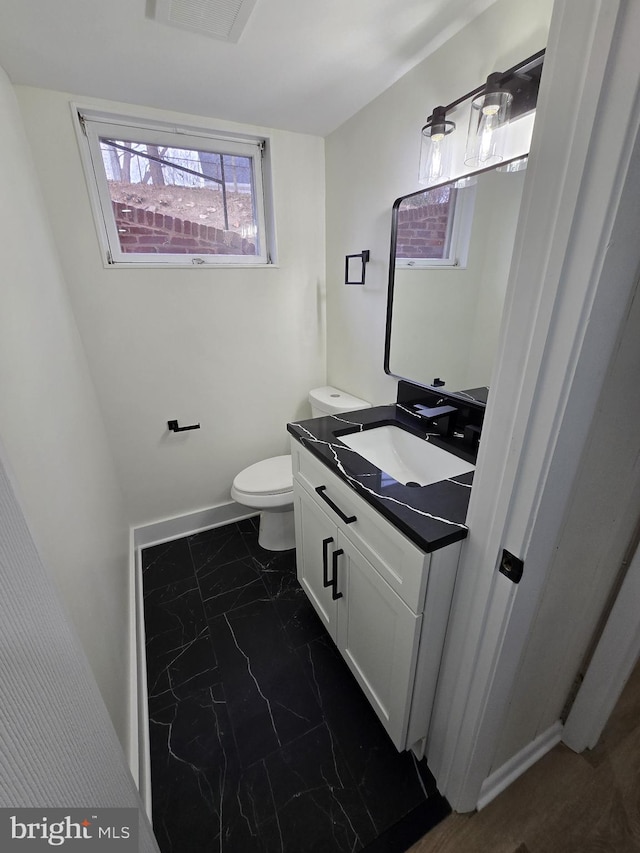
[293,483,339,637]
[335,535,422,750]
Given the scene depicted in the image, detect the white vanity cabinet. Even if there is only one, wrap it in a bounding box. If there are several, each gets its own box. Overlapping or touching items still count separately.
[291,438,462,754]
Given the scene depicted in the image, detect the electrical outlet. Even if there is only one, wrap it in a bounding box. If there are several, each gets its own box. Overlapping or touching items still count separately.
[499,549,524,584]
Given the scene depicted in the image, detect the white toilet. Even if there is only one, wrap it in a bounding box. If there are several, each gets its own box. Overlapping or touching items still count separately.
[230,386,371,551]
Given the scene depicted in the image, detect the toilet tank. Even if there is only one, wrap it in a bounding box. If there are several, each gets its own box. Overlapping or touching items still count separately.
[308,386,371,418]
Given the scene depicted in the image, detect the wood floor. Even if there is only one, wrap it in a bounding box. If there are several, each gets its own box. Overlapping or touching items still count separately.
[409,659,640,853]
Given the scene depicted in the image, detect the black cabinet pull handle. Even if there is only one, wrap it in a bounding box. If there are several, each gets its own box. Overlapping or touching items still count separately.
[315,486,357,524]
[322,537,333,588]
[331,549,344,600]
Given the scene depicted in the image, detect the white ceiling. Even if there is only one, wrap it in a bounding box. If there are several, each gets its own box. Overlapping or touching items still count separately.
[0,0,499,136]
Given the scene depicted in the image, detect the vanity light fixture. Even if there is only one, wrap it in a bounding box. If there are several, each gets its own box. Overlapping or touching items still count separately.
[464,72,513,167]
[416,50,544,187]
[418,106,456,186]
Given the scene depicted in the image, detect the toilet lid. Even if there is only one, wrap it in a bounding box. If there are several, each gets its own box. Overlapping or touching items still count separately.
[233,454,293,496]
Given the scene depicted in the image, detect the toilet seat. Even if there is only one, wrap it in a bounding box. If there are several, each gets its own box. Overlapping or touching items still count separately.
[231,454,293,509]
[230,387,369,551]
[232,454,292,495]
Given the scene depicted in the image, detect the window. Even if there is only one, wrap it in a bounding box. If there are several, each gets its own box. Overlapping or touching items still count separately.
[394,181,475,269]
[76,109,272,266]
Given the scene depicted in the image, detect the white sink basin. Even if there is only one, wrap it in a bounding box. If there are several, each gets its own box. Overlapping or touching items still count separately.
[339,424,475,486]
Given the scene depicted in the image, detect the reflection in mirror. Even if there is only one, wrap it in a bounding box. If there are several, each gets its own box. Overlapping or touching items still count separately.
[385,160,526,401]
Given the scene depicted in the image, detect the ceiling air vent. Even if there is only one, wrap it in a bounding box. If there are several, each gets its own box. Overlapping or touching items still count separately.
[152,0,258,43]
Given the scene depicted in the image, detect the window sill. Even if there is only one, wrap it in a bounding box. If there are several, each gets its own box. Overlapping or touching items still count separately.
[100,261,280,271]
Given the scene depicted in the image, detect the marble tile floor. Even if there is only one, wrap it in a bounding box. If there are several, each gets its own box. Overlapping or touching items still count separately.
[142,517,450,852]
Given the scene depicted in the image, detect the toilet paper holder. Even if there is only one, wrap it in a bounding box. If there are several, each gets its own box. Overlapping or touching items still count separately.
[167,419,200,433]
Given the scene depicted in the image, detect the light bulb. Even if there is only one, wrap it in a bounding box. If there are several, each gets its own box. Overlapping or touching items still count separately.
[478,111,502,162]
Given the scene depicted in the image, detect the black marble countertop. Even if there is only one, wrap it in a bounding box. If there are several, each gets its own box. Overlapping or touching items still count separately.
[287,404,477,554]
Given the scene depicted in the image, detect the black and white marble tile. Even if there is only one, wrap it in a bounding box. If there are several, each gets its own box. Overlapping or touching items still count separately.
[255,723,377,852]
[255,547,326,650]
[144,576,217,716]
[297,633,439,836]
[208,596,324,768]
[142,518,450,852]
[143,536,195,592]
[197,553,268,620]
[189,519,256,571]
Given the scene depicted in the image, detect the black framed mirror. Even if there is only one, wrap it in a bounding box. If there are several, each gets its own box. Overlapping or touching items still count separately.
[384,154,528,404]
[384,49,544,405]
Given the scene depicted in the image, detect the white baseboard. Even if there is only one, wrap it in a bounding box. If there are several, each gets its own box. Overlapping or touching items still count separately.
[477,720,563,810]
[134,543,152,820]
[126,526,139,789]
[133,501,257,550]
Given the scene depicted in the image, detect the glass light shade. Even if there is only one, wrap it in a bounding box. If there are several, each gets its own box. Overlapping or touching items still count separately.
[418,115,455,186]
[464,88,513,168]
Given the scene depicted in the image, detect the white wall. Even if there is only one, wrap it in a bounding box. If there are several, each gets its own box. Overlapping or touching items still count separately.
[466,170,524,387]
[16,89,326,527]
[0,439,158,849]
[325,0,553,406]
[0,66,132,746]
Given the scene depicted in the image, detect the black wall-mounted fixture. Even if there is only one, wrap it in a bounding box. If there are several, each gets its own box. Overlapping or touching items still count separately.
[167,419,200,432]
[345,250,370,285]
[418,49,544,184]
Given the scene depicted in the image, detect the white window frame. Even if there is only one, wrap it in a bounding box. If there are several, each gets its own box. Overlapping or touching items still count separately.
[74,107,273,268]
[395,183,476,270]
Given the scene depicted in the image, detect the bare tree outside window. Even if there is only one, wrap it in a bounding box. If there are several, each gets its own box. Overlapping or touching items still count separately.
[78,110,270,265]
[98,138,259,256]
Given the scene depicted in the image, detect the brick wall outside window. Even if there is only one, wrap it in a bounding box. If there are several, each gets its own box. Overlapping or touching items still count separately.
[113,202,256,255]
[395,198,451,259]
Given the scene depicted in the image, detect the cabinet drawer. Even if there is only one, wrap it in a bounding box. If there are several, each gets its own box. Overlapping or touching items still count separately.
[291,439,430,613]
